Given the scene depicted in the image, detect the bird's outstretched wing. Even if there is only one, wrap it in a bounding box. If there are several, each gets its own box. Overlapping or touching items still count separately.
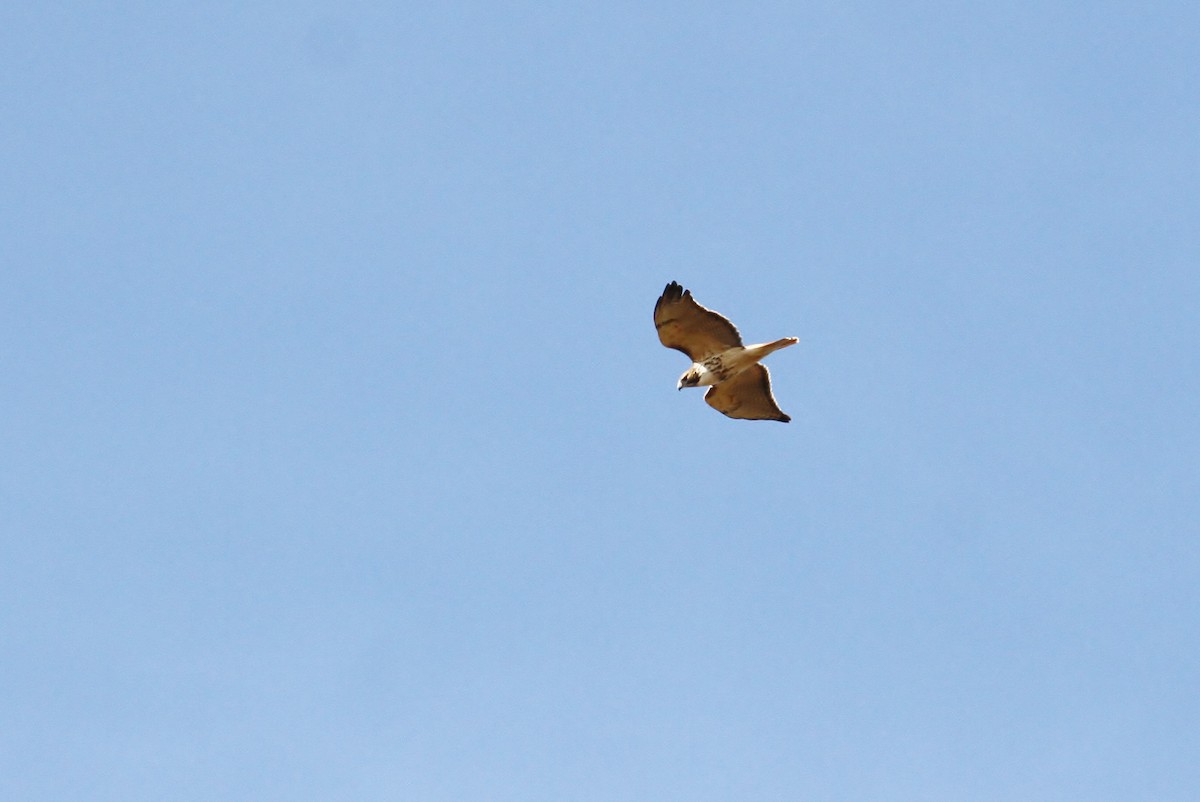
[653,281,742,362]
[704,364,791,422]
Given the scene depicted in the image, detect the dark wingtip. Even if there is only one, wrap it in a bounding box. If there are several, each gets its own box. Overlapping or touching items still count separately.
[657,281,686,310]
[779,414,792,423]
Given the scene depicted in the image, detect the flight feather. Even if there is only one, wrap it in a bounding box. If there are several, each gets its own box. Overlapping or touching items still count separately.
[653,281,742,361]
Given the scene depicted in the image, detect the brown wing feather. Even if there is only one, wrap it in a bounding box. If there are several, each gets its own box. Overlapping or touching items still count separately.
[653,281,743,361]
[704,364,791,422]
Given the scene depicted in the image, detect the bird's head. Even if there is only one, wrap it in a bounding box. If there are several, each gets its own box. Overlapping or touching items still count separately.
[677,368,701,390]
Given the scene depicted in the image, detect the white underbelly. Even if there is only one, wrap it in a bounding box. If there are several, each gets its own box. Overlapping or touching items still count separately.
[698,347,752,385]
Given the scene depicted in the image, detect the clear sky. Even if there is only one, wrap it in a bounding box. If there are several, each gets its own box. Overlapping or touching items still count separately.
[3,3,1198,800]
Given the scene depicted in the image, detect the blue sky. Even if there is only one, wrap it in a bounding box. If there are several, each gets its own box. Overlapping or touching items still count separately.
[2,3,1198,799]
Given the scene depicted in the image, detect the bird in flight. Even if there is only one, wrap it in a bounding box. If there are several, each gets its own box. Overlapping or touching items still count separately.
[654,281,797,422]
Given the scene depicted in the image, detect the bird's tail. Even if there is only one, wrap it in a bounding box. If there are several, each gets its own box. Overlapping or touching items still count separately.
[751,337,799,358]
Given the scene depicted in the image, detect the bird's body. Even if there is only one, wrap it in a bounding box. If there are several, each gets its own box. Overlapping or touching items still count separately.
[680,340,798,388]
[654,281,797,422]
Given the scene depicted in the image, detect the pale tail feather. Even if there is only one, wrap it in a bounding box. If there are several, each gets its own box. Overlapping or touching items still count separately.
[745,337,798,360]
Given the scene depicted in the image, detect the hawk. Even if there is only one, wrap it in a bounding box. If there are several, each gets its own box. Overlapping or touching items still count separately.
[654,281,797,422]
